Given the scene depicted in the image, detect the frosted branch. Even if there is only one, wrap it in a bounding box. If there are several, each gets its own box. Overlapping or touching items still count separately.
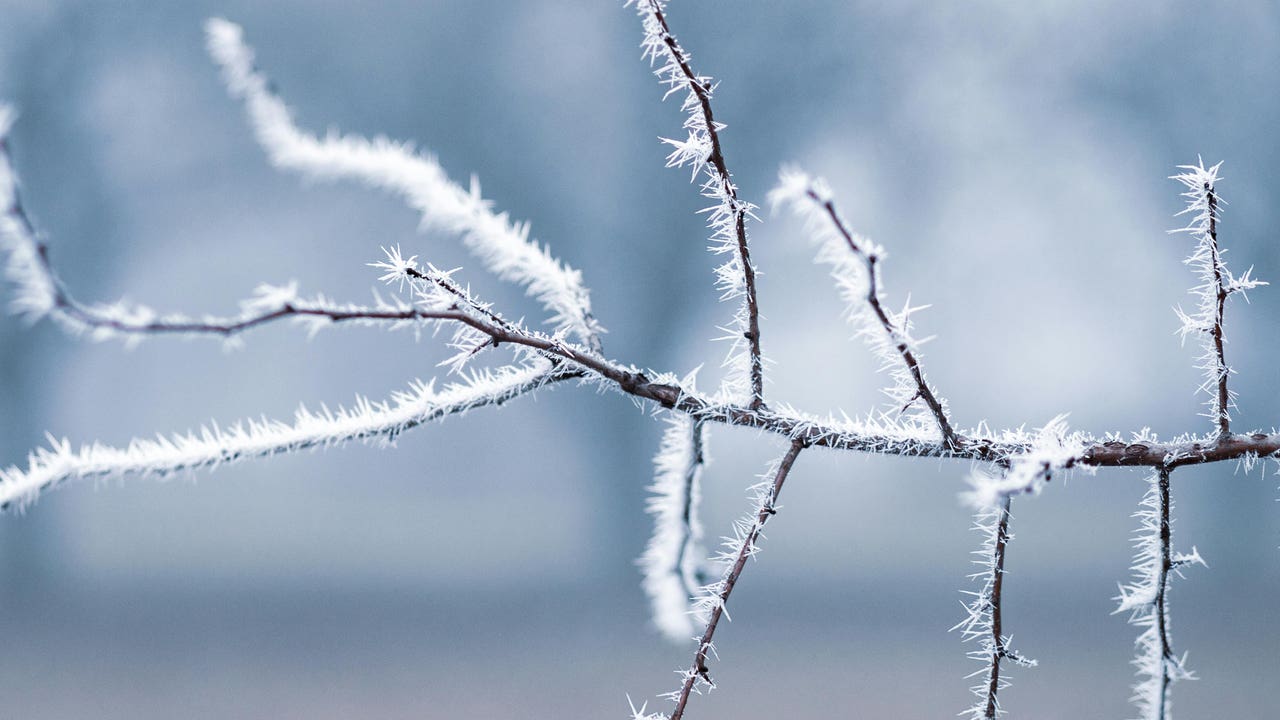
[640,410,708,643]
[638,439,805,720]
[953,492,1035,720]
[204,19,605,352]
[628,0,764,409]
[1114,467,1204,720]
[1170,160,1265,439]
[1,111,438,345]
[0,360,567,511]
[770,168,956,449]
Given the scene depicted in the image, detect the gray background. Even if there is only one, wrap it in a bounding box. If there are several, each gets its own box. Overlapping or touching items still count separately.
[1,1,1278,718]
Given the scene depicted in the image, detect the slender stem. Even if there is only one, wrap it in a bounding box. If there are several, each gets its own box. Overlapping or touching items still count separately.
[982,495,1013,720]
[674,418,707,597]
[1205,185,1231,439]
[809,190,958,450]
[1154,466,1174,720]
[646,1,764,410]
[669,439,805,720]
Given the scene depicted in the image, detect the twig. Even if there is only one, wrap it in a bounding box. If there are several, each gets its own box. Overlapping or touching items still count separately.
[771,170,956,449]
[632,0,764,409]
[1115,466,1204,720]
[1171,161,1265,440]
[666,438,805,720]
[642,413,709,642]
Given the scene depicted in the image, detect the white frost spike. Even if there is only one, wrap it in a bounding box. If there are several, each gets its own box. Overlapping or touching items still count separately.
[204,18,604,352]
[640,410,708,642]
[0,360,558,511]
[1169,159,1266,434]
[770,167,948,437]
[1114,469,1204,720]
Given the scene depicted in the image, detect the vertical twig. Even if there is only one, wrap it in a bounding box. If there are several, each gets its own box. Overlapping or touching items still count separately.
[1115,466,1204,720]
[955,487,1035,720]
[633,0,765,410]
[811,192,957,449]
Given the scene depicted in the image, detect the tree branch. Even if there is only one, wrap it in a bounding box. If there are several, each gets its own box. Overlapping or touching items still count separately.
[771,170,957,449]
[631,0,764,409]
[1115,466,1204,720]
[664,438,805,720]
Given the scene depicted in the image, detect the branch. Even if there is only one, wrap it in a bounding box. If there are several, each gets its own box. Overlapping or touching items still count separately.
[629,0,764,409]
[641,410,709,643]
[3,113,438,345]
[954,488,1036,719]
[771,169,957,449]
[205,19,605,352]
[1115,467,1205,720]
[655,438,806,720]
[1171,160,1265,439]
[0,360,576,511]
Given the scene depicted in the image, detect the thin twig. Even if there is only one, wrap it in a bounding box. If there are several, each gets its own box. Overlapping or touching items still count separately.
[1153,467,1175,720]
[638,0,764,410]
[1205,185,1230,439]
[668,438,805,720]
[809,189,957,450]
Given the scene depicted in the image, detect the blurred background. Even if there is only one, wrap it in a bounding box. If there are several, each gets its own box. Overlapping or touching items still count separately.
[1,1,1278,717]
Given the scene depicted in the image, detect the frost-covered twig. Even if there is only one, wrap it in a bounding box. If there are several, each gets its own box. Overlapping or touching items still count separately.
[1,111,440,345]
[770,169,956,449]
[1170,160,1265,439]
[629,0,764,409]
[1114,467,1204,720]
[949,419,1081,718]
[640,411,708,642]
[953,491,1036,720]
[646,439,805,720]
[0,360,569,511]
[204,19,605,352]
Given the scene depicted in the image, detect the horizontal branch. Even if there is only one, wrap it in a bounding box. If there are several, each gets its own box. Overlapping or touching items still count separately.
[6,273,1279,509]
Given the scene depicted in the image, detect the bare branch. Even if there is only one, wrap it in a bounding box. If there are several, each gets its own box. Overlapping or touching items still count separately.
[1115,467,1205,720]
[641,411,709,642]
[1171,160,1265,439]
[1,118,481,346]
[205,19,605,352]
[630,0,764,409]
[955,490,1035,719]
[660,438,806,720]
[771,169,957,449]
[0,360,576,511]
